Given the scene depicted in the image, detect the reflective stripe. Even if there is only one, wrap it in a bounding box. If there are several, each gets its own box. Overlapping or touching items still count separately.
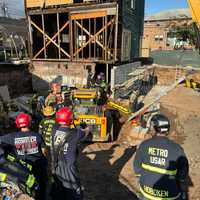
[26,175,35,188]
[19,160,33,171]
[135,174,141,177]
[0,172,7,182]
[142,163,177,176]
[7,154,15,162]
[140,187,181,200]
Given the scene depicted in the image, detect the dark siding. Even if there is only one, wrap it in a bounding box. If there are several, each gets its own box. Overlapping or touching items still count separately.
[121,0,145,59]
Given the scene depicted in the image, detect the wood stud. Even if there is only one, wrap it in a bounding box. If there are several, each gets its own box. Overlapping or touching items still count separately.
[30,8,117,63]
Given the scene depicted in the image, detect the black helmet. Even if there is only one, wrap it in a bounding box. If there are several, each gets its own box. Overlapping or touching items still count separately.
[151,114,170,134]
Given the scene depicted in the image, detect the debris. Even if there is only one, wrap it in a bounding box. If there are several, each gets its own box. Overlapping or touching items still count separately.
[0,85,10,102]
[128,76,186,121]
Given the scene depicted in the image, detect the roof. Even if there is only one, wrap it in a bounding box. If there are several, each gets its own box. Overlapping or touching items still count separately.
[0,17,27,37]
[145,9,192,21]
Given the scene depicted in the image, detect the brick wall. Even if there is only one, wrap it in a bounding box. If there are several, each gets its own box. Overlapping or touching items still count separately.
[31,61,95,93]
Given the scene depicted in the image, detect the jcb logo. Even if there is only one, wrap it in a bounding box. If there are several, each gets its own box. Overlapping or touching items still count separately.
[81,119,96,125]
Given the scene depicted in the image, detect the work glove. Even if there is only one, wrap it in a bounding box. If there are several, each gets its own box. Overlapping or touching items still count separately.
[80,121,87,129]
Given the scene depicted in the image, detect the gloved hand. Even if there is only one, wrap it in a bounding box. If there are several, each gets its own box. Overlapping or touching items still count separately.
[80,121,87,129]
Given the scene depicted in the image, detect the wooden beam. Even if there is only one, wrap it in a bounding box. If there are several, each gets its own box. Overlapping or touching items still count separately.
[103,16,105,60]
[32,20,70,59]
[32,58,115,64]
[73,18,115,57]
[42,13,46,58]
[94,18,96,59]
[57,12,61,59]
[69,15,73,60]
[74,19,78,59]
[27,2,117,15]
[108,16,114,49]
[105,15,108,61]
[114,5,119,61]
[75,20,113,57]
[71,11,107,20]
[81,19,83,60]
[28,15,33,58]
[89,18,91,59]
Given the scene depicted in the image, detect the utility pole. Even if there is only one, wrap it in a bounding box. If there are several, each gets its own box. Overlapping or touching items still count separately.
[0,0,9,18]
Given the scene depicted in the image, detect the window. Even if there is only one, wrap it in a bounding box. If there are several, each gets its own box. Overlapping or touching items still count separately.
[154,35,164,42]
[155,35,159,41]
[159,35,164,41]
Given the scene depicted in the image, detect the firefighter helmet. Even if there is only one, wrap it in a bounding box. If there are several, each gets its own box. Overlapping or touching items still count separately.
[56,107,73,126]
[151,114,170,134]
[15,113,31,128]
[43,106,55,117]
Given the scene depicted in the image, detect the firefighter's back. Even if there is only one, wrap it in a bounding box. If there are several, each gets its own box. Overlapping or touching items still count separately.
[138,136,184,199]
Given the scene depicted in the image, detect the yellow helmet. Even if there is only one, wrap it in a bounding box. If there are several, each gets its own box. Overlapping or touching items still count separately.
[43,106,56,117]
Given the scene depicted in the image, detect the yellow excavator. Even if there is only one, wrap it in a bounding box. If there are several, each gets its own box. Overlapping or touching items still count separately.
[187,0,200,53]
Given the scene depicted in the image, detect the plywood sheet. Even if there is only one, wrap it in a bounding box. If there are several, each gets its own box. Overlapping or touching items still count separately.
[26,0,73,8]
[46,0,73,6]
[71,11,107,20]
[26,0,44,8]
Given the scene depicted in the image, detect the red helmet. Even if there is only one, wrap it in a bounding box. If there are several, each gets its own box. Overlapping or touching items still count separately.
[56,107,73,126]
[15,113,31,128]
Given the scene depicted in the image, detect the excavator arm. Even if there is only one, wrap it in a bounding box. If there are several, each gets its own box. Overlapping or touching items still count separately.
[187,0,200,53]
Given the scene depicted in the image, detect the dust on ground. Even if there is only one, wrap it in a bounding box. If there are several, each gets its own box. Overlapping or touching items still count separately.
[79,85,200,200]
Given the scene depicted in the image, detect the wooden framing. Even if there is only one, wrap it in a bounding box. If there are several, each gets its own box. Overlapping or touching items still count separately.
[32,19,70,59]
[73,18,115,58]
[28,5,118,63]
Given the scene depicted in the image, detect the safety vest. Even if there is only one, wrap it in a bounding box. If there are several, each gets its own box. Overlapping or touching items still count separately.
[39,118,55,146]
[1,154,37,195]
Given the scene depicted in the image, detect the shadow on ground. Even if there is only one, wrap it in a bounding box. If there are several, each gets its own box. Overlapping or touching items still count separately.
[80,144,138,200]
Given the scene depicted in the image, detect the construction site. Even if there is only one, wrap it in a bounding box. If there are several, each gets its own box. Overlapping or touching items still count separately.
[0,0,200,200]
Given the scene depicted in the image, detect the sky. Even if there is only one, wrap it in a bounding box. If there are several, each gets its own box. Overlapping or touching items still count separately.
[145,0,189,15]
[0,0,189,18]
[0,0,24,18]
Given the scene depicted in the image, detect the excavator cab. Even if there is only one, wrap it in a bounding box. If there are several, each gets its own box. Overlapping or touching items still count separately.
[72,89,113,141]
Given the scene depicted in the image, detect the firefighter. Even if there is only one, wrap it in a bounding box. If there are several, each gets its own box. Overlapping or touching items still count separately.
[95,72,110,105]
[0,112,47,200]
[95,72,107,89]
[45,83,64,109]
[0,147,38,197]
[39,106,56,148]
[51,107,89,200]
[39,106,56,184]
[133,114,189,200]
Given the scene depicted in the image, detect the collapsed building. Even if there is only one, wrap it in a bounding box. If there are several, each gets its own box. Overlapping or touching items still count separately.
[25,0,145,92]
